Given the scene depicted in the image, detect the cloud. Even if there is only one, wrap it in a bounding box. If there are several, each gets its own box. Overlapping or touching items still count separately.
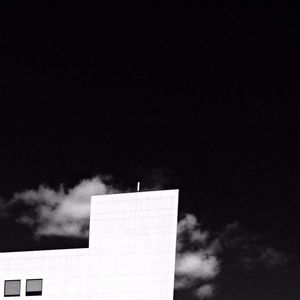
[175,215,289,299]
[194,284,215,299]
[218,222,289,269]
[259,246,289,267]
[239,245,289,269]
[8,176,117,238]
[176,214,210,251]
[176,251,219,280]
[175,214,220,299]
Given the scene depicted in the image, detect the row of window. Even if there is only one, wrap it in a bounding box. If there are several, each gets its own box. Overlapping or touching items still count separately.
[4,279,42,297]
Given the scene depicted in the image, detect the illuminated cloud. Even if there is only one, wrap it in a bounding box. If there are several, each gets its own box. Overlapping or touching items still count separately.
[9,176,117,238]
[194,284,215,299]
[176,251,220,280]
[175,214,221,299]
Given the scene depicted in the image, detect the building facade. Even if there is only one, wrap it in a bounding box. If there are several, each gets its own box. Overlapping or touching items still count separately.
[0,189,179,300]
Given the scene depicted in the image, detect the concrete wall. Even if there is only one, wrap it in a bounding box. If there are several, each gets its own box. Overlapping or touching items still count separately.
[0,190,179,300]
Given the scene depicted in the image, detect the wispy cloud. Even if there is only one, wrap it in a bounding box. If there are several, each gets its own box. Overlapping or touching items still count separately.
[218,222,289,269]
[8,176,117,238]
[259,246,289,267]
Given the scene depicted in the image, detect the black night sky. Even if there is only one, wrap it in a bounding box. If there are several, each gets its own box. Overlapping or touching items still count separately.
[0,1,299,299]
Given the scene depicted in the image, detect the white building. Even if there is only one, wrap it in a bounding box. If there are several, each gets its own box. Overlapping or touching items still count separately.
[0,189,179,300]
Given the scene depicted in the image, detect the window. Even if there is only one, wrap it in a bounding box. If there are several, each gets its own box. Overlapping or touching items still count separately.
[26,279,42,296]
[4,280,21,297]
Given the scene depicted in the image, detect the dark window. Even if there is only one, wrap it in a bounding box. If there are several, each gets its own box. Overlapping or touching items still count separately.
[4,280,21,297]
[26,279,42,296]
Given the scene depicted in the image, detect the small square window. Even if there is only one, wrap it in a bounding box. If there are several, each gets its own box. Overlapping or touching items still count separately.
[4,280,21,297]
[26,279,42,296]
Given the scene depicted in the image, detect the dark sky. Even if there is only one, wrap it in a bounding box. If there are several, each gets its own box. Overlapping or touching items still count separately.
[0,1,299,299]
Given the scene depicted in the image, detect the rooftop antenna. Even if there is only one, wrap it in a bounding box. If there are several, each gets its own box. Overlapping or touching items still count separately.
[137,181,140,192]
